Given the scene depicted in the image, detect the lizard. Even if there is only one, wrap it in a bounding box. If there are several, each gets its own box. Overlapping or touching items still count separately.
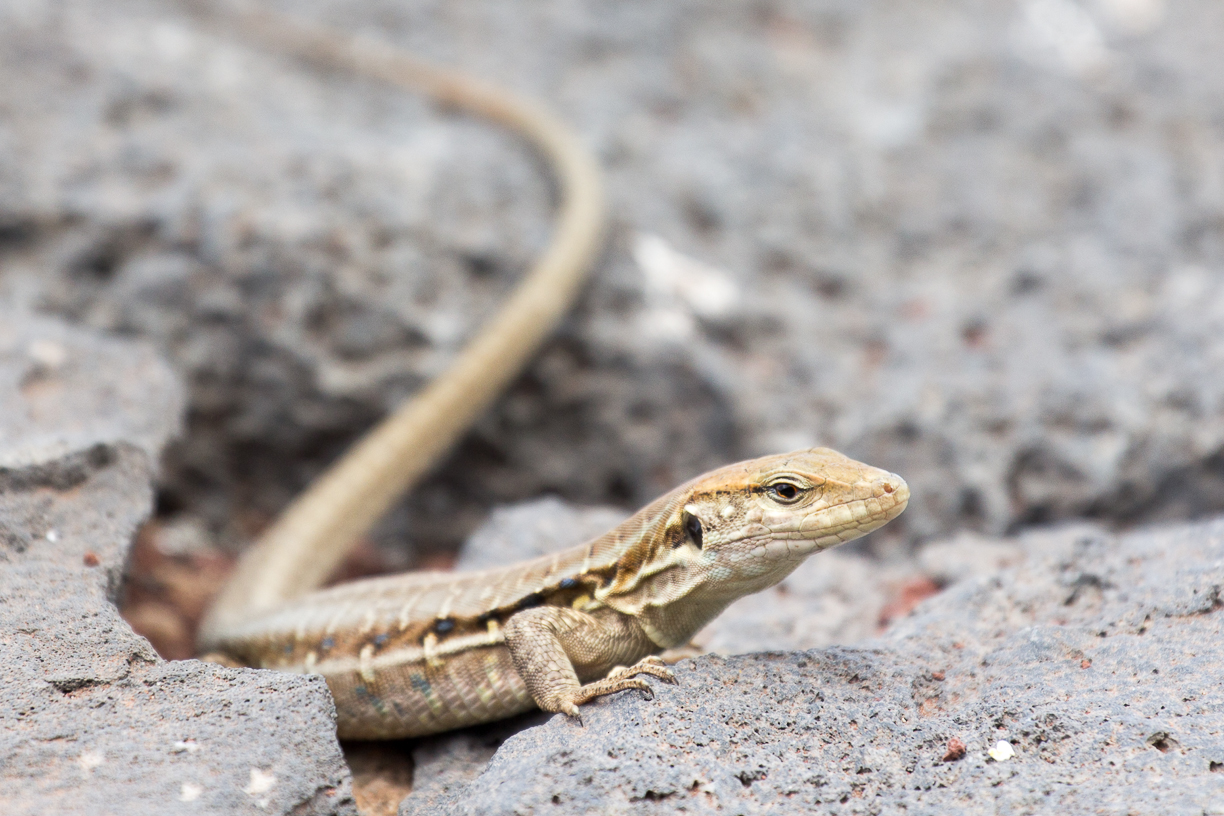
[190,4,910,739]
[203,448,908,739]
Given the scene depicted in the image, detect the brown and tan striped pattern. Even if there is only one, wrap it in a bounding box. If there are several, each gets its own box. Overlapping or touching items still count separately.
[209,449,908,739]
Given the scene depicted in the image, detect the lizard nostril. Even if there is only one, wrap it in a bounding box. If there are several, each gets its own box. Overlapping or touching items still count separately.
[882,482,895,494]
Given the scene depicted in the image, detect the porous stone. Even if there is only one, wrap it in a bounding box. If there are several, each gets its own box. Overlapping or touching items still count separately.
[454,497,629,571]
[417,519,1224,815]
[0,309,183,467]
[0,311,357,816]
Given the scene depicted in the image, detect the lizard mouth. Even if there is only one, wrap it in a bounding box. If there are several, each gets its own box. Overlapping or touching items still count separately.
[816,473,908,538]
[774,473,909,558]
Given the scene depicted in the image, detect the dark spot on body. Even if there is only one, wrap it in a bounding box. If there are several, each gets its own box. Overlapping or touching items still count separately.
[283,644,294,655]
[559,577,578,590]
[373,634,388,647]
[517,593,544,611]
[434,618,455,635]
[320,637,335,651]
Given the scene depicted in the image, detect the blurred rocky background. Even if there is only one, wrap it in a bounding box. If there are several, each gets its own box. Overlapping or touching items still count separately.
[5,0,1223,566]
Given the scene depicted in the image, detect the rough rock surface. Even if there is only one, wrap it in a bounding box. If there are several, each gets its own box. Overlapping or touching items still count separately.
[4,0,1224,560]
[413,519,1224,815]
[454,498,630,572]
[0,311,357,816]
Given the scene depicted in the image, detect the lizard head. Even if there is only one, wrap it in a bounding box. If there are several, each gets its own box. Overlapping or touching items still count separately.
[683,447,907,588]
[599,448,908,646]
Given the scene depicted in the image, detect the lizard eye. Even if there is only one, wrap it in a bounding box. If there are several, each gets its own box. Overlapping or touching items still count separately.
[683,512,703,549]
[767,482,802,503]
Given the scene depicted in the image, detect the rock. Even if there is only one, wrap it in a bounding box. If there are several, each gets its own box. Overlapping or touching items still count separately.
[914,530,1024,587]
[454,497,629,571]
[5,0,1224,559]
[0,311,356,815]
[400,712,550,816]
[419,518,1224,814]
[0,309,183,467]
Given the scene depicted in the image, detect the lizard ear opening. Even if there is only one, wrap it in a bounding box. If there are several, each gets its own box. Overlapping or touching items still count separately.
[683,512,703,549]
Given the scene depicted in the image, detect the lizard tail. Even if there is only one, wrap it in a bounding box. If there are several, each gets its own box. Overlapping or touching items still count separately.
[198,2,605,646]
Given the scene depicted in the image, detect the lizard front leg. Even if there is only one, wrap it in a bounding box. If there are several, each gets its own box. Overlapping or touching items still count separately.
[502,606,677,719]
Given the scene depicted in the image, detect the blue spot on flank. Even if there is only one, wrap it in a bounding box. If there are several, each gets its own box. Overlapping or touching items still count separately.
[320,637,335,650]
[373,634,388,647]
[435,618,455,634]
[410,673,432,697]
[559,577,577,589]
[283,644,294,654]
[354,685,386,714]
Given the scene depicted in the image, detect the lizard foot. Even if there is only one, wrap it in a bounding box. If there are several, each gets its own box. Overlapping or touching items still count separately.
[552,675,658,719]
[607,655,678,685]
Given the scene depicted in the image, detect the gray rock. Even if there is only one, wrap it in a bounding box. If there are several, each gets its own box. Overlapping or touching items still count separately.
[0,309,184,467]
[455,497,629,571]
[401,711,550,816]
[5,0,1224,559]
[419,518,1224,815]
[0,312,357,815]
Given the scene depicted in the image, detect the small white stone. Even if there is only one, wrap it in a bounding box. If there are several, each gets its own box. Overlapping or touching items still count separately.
[179,782,203,802]
[27,339,68,370]
[633,232,740,320]
[170,740,199,754]
[988,740,1016,762]
[45,530,59,543]
[78,751,104,772]
[244,768,276,796]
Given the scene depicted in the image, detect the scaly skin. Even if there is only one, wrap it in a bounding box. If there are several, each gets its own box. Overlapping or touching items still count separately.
[206,449,908,739]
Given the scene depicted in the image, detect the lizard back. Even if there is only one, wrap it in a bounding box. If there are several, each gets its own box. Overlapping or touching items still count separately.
[212,484,687,667]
